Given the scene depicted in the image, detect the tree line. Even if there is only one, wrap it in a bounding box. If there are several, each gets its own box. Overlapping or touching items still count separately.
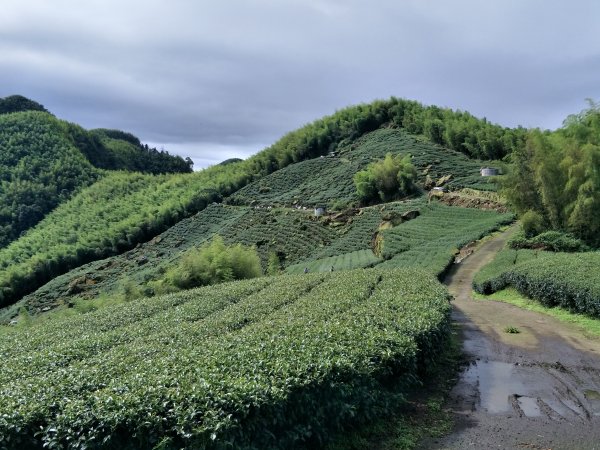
[501,100,600,247]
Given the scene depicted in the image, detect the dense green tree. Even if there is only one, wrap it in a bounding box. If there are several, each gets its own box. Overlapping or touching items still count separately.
[501,102,600,247]
[354,153,417,204]
[0,95,48,114]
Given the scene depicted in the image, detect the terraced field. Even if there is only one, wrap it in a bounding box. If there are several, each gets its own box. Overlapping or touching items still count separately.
[5,198,513,320]
[288,203,513,276]
[378,203,514,276]
[229,128,498,207]
[0,268,450,450]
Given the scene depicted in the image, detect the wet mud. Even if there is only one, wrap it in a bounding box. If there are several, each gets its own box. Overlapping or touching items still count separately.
[422,228,600,450]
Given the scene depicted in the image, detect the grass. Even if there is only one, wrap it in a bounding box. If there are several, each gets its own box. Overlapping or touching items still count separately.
[503,325,521,334]
[473,288,600,338]
[324,324,462,450]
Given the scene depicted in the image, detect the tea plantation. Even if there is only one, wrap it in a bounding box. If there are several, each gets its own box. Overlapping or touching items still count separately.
[378,203,514,276]
[0,269,450,449]
[473,249,600,317]
[229,128,498,208]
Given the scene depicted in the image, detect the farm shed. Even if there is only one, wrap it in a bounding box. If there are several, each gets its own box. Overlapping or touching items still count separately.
[314,206,327,217]
[480,167,499,176]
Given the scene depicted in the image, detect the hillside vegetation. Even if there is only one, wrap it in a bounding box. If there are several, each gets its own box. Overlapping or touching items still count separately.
[0,167,251,309]
[0,111,100,246]
[230,128,498,208]
[6,197,513,320]
[501,101,600,246]
[0,268,450,450]
[0,98,514,311]
[0,105,192,248]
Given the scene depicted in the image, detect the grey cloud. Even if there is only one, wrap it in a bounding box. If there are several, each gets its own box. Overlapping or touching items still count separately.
[1,0,599,167]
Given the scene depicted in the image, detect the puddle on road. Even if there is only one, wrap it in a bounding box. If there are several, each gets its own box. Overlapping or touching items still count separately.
[517,396,542,417]
[462,361,527,413]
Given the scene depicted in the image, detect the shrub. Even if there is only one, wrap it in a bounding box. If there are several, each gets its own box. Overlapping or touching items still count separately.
[509,230,589,252]
[354,153,417,204]
[0,269,451,449]
[474,249,600,317]
[163,235,262,289]
[521,210,546,238]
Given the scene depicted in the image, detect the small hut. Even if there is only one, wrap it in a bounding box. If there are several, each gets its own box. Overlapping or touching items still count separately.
[314,206,327,217]
[480,167,499,177]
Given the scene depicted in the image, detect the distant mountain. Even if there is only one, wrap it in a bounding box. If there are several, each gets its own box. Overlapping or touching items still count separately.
[0,96,192,247]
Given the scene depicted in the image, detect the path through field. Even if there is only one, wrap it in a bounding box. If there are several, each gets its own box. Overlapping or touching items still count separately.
[423,228,600,450]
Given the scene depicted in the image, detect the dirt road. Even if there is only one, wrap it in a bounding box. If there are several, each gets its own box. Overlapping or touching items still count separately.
[423,228,600,450]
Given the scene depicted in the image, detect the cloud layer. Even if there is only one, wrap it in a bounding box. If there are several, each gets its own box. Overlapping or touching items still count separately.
[1,0,599,167]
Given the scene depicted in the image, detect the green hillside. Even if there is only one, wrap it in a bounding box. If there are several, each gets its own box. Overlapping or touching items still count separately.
[0,167,249,310]
[0,95,48,114]
[0,111,101,247]
[229,128,500,208]
[0,98,515,312]
[0,104,192,248]
[0,268,450,449]
[6,197,513,321]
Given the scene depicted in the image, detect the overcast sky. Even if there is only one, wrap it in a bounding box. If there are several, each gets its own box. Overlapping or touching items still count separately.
[1,0,599,168]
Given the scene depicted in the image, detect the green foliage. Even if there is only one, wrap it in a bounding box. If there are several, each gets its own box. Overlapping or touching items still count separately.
[504,325,521,334]
[0,109,195,249]
[0,95,47,114]
[501,102,600,247]
[354,153,417,204]
[17,306,31,328]
[521,210,545,238]
[89,129,193,174]
[162,235,262,289]
[231,129,500,208]
[474,248,600,317]
[0,166,255,309]
[0,97,516,310]
[266,251,282,275]
[286,249,381,274]
[242,97,520,176]
[509,230,589,252]
[0,111,100,247]
[0,269,450,449]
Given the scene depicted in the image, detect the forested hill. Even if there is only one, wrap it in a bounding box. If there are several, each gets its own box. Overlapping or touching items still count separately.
[0,96,192,247]
[0,97,520,311]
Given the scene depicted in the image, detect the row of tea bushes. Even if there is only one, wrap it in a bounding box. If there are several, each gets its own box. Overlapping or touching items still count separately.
[0,269,450,449]
[473,249,600,317]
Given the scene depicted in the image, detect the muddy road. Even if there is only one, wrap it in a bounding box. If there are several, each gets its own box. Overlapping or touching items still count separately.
[423,229,600,450]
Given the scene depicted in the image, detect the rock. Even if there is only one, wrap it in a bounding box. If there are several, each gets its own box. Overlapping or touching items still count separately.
[137,256,149,265]
[424,175,435,190]
[436,174,453,186]
[41,306,51,312]
[401,210,420,221]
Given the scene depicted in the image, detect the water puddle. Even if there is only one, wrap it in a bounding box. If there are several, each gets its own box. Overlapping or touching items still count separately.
[461,360,527,413]
[517,396,542,417]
